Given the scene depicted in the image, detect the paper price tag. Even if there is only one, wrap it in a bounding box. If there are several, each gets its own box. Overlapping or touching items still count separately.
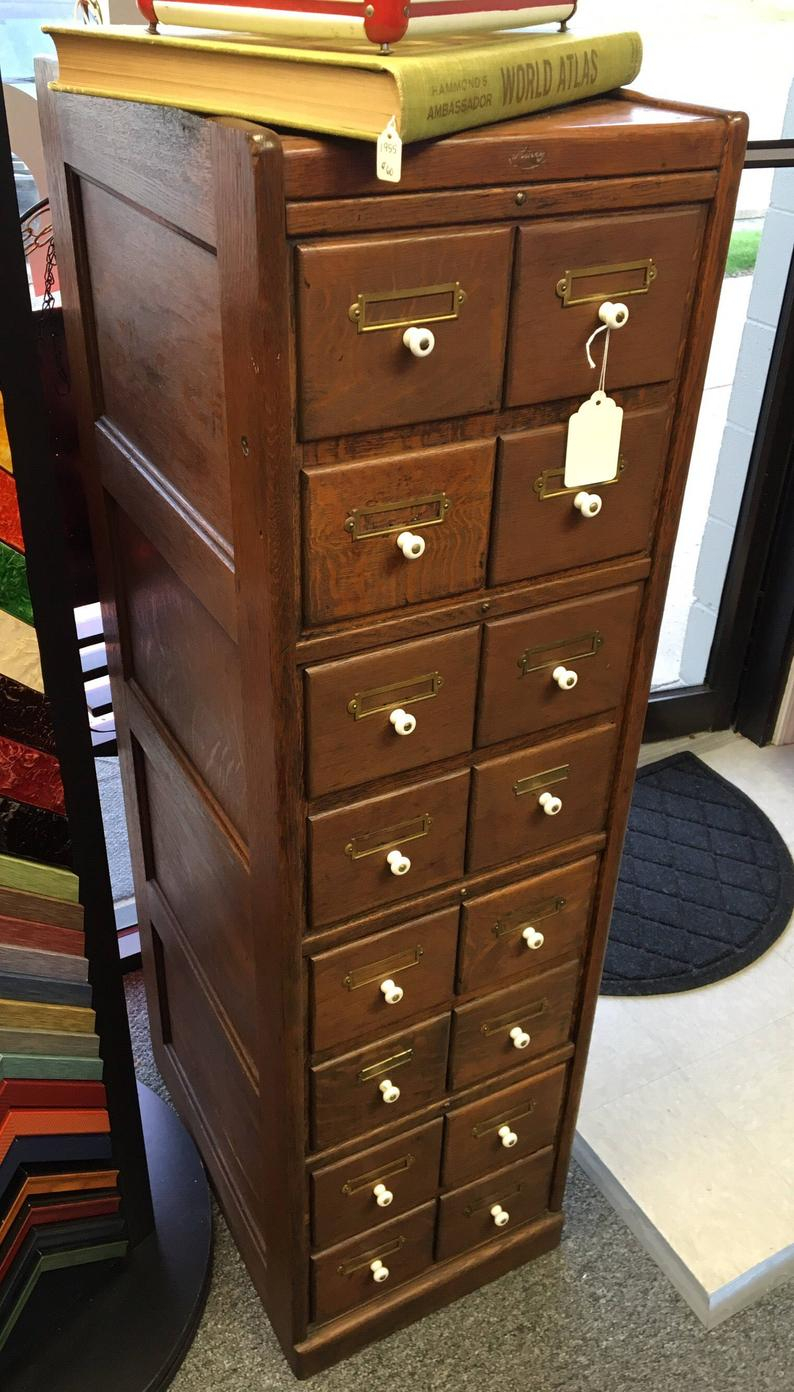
[564,390,623,488]
[376,117,402,184]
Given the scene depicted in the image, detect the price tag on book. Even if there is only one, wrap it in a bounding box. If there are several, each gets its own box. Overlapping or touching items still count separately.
[376,117,402,184]
[564,391,623,488]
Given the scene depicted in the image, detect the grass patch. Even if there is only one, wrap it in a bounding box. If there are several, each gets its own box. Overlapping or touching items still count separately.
[726,227,761,278]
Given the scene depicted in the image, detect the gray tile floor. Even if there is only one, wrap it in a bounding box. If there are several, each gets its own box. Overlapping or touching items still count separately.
[125,973,794,1392]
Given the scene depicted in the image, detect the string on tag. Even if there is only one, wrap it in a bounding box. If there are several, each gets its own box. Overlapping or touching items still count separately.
[584,301,629,392]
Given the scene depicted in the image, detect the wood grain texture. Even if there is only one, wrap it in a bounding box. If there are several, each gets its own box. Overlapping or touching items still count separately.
[0,1027,100,1059]
[449,958,580,1091]
[311,1200,437,1324]
[0,943,88,981]
[0,1054,102,1081]
[0,885,82,932]
[0,853,78,904]
[302,440,495,627]
[0,1079,106,1109]
[0,997,94,1034]
[0,971,91,1008]
[296,227,512,440]
[0,1109,110,1162]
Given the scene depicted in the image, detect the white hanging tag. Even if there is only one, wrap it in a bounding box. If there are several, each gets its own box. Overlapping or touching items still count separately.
[564,300,628,488]
[564,389,623,488]
[376,117,402,184]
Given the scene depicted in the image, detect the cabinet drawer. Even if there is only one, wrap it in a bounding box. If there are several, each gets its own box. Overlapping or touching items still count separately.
[310,906,459,1052]
[302,441,495,626]
[506,206,705,407]
[468,724,617,874]
[477,586,641,748]
[297,227,512,440]
[457,857,598,995]
[305,628,480,799]
[312,1200,437,1323]
[449,961,579,1091]
[311,1119,443,1248]
[436,1149,554,1263]
[442,1064,567,1188]
[490,405,672,587]
[311,1013,450,1150]
[308,769,470,928]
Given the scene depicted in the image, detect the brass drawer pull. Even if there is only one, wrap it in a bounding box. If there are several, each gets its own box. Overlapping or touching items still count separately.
[480,999,547,1037]
[533,459,625,501]
[492,895,566,941]
[337,1234,405,1277]
[347,672,443,721]
[555,257,657,307]
[348,281,467,333]
[341,1152,416,1196]
[513,765,569,798]
[358,1047,413,1084]
[343,944,424,992]
[344,492,451,541]
[472,1100,536,1141]
[345,813,432,860]
[518,631,603,677]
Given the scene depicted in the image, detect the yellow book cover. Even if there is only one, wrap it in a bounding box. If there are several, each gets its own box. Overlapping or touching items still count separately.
[44,24,642,144]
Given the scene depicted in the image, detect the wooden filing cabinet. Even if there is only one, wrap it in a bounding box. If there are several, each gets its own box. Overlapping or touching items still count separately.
[38,65,746,1377]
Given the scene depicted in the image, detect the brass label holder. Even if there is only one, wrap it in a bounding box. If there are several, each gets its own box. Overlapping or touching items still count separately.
[534,457,625,501]
[463,1183,523,1219]
[513,765,569,799]
[471,1100,536,1140]
[358,1047,413,1084]
[518,630,603,677]
[555,257,657,307]
[345,813,432,860]
[343,945,424,992]
[337,1234,406,1276]
[480,998,547,1037]
[344,492,451,540]
[341,1153,416,1196]
[492,895,566,941]
[348,281,466,333]
[347,672,443,721]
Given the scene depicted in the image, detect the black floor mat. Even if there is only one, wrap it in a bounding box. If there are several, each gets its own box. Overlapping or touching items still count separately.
[601,751,794,996]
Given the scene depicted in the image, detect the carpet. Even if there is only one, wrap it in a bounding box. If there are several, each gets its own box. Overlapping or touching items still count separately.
[602,752,794,996]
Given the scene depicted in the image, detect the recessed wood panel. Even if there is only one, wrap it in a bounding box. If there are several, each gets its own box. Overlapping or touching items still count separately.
[468,724,618,874]
[135,742,256,1067]
[506,206,706,406]
[308,769,470,928]
[311,1118,443,1248]
[296,226,512,439]
[457,856,598,995]
[80,180,231,540]
[116,509,247,837]
[310,906,459,1052]
[477,586,642,748]
[305,627,480,799]
[490,405,672,587]
[442,1064,567,1188]
[302,441,495,626]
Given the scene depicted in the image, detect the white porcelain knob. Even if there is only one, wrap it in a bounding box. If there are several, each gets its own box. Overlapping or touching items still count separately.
[598,300,629,329]
[389,707,416,737]
[490,1203,510,1228]
[380,978,404,1005]
[386,849,411,877]
[552,665,578,690]
[498,1124,518,1149]
[522,926,545,951]
[396,530,426,560]
[373,1183,394,1208]
[370,1258,390,1282]
[538,791,562,816]
[574,490,603,518]
[379,1078,400,1104]
[403,325,435,358]
[509,1026,531,1050]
